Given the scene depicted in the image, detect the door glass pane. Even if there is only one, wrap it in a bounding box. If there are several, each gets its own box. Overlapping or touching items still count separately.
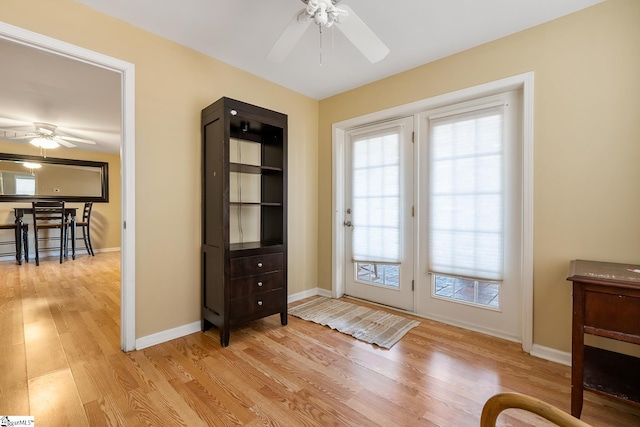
[351,129,402,264]
[433,274,500,309]
[355,262,400,288]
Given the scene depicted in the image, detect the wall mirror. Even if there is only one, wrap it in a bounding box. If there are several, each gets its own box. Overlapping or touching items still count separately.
[0,153,108,202]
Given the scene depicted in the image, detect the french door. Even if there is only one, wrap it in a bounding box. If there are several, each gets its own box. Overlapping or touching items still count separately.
[416,91,523,341]
[344,117,415,311]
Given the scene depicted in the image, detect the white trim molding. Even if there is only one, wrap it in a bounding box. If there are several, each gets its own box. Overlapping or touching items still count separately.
[531,344,571,366]
[136,288,331,350]
[332,72,535,353]
[288,287,332,304]
[136,321,201,351]
[0,22,137,352]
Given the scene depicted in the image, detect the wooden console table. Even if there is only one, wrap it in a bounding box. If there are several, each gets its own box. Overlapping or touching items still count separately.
[567,259,640,418]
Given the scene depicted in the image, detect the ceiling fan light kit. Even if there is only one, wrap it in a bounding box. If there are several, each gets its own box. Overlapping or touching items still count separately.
[268,0,389,64]
[22,162,42,169]
[30,122,61,148]
[29,136,60,149]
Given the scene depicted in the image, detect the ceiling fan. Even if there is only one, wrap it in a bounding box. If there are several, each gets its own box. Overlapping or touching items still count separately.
[267,0,390,63]
[0,121,96,149]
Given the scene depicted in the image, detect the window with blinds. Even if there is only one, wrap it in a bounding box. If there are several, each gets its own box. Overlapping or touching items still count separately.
[428,104,505,284]
[351,126,402,264]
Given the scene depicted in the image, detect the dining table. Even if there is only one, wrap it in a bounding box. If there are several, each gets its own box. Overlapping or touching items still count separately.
[13,207,77,263]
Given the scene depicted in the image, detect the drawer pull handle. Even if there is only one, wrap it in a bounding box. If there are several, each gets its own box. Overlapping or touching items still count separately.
[257,281,263,287]
[257,300,263,306]
[257,262,263,268]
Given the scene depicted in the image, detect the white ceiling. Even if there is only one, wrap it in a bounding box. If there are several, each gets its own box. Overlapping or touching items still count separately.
[76,0,603,99]
[1,0,603,154]
[0,37,122,154]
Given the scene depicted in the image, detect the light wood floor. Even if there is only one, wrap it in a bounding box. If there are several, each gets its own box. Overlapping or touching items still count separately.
[1,253,639,426]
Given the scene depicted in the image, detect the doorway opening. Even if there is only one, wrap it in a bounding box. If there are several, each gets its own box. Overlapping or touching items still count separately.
[0,22,136,351]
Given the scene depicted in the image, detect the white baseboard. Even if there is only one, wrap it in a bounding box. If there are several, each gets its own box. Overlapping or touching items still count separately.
[288,287,331,303]
[130,288,574,366]
[94,247,121,253]
[530,343,571,366]
[135,321,201,350]
[0,246,121,263]
[415,311,522,344]
[135,287,328,350]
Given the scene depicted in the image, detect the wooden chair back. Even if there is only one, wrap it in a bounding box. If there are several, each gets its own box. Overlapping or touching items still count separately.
[480,393,592,427]
[81,202,93,224]
[32,201,66,229]
[31,201,69,265]
[75,202,95,256]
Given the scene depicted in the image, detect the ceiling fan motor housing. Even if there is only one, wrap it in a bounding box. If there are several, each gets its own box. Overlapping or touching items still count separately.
[303,0,345,27]
[34,122,57,135]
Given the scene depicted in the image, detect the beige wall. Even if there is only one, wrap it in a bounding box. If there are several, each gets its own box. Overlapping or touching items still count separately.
[3,0,319,338]
[0,140,121,251]
[317,0,640,352]
[4,0,637,354]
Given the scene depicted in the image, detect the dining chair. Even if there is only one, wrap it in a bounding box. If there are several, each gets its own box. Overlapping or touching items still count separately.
[75,202,95,256]
[480,393,592,427]
[31,201,71,266]
[0,222,28,265]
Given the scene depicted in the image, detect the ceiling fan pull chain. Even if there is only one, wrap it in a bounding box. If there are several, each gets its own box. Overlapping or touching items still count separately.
[319,24,323,66]
[331,25,335,51]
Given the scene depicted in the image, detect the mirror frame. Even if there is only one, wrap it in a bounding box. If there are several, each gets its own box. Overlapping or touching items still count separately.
[0,152,109,202]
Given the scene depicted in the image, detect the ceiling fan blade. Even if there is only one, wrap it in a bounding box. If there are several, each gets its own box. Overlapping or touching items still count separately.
[56,135,96,145]
[0,128,35,140]
[54,137,77,148]
[267,10,312,62]
[336,5,389,63]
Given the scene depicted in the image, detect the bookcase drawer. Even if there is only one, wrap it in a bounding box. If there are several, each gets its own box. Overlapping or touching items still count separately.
[229,271,283,299]
[229,289,284,318]
[230,252,283,278]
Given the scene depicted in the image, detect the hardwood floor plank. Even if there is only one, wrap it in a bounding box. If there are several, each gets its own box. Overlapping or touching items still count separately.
[69,360,104,405]
[74,356,132,403]
[2,254,640,426]
[169,378,245,427]
[117,387,166,426]
[139,386,207,427]
[0,268,25,349]
[29,369,89,426]
[84,394,128,427]
[0,343,29,415]
[23,318,70,380]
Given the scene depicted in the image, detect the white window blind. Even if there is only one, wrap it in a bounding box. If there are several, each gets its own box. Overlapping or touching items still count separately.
[351,126,402,264]
[428,105,504,281]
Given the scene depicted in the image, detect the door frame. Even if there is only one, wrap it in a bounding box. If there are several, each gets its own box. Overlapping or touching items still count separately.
[0,22,137,351]
[332,72,534,352]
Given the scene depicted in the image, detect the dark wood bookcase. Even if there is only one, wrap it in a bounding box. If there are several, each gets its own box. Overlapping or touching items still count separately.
[201,97,287,347]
